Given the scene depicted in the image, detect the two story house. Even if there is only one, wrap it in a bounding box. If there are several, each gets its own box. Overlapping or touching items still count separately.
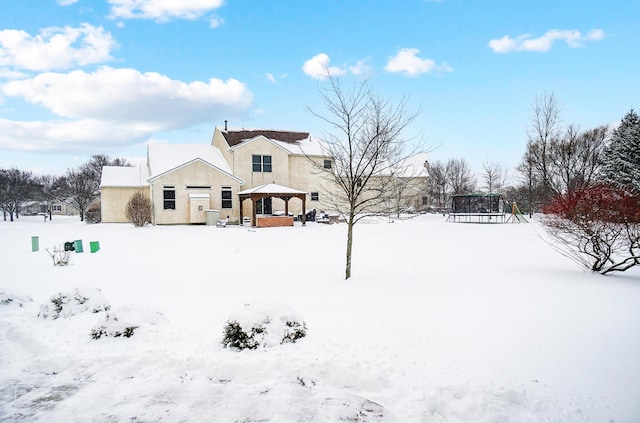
[101,125,333,225]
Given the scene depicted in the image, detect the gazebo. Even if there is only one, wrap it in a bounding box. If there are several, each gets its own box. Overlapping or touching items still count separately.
[237,183,308,227]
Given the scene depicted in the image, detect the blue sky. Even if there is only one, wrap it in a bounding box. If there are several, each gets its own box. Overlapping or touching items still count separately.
[1,0,638,180]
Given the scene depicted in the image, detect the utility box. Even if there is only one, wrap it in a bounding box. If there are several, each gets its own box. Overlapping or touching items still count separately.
[205,209,221,226]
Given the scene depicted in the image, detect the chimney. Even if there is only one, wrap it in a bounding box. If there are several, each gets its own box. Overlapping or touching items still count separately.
[224,120,228,131]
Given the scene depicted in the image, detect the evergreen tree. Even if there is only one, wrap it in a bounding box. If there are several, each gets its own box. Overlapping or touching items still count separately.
[601,108,640,193]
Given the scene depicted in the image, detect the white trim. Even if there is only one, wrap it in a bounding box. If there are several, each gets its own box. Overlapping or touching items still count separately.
[229,135,293,154]
[148,157,243,184]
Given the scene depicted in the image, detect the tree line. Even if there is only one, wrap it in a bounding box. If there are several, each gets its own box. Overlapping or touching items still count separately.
[426,94,638,218]
[0,155,130,222]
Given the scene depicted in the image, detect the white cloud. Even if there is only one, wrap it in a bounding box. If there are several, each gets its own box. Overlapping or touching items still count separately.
[0,24,116,72]
[209,14,224,28]
[585,29,605,41]
[265,72,287,84]
[0,118,153,152]
[57,0,79,5]
[0,67,253,152]
[488,29,605,53]
[348,59,373,78]
[108,0,224,22]
[385,48,451,76]
[302,53,346,80]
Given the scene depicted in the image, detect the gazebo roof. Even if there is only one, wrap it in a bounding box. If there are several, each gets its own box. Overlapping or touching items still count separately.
[237,183,309,227]
[237,183,308,196]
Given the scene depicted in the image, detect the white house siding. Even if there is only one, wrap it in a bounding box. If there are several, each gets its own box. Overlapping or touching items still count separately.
[150,160,242,225]
[101,187,149,223]
[230,137,291,188]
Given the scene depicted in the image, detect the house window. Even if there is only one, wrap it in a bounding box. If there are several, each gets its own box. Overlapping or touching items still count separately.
[422,196,429,206]
[323,159,332,169]
[186,185,211,189]
[221,186,232,209]
[356,178,362,188]
[252,155,272,172]
[311,192,319,201]
[52,205,62,212]
[163,186,176,210]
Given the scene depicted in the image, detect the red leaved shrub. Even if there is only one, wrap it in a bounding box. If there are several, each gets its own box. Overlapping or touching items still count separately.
[542,185,640,274]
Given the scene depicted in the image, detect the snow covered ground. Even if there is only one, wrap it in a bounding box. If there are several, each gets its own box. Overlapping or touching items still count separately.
[1,214,639,422]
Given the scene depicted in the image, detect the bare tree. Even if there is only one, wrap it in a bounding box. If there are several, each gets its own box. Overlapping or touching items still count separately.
[519,93,607,213]
[547,125,608,194]
[526,92,563,203]
[516,148,540,217]
[56,154,131,222]
[308,75,423,279]
[57,168,96,222]
[447,158,476,195]
[480,160,506,194]
[34,174,68,220]
[428,160,450,209]
[0,168,37,221]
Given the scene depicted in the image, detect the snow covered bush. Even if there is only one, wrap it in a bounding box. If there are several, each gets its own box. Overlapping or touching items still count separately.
[0,288,32,307]
[222,301,307,350]
[91,305,167,340]
[45,245,73,266]
[38,287,110,319]
[542,185,640,274]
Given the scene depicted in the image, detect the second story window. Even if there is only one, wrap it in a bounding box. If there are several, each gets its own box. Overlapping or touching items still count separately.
[252,155,272,172]
[323,159,332,169]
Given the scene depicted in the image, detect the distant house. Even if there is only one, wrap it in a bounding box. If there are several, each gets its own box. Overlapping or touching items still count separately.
[101,125,430,225]
[21,200,78,216]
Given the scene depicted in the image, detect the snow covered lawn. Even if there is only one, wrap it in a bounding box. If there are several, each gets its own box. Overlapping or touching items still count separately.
[1,214,639,422]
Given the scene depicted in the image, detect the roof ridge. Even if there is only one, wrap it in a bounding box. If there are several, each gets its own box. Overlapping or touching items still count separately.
[222,129,310,147]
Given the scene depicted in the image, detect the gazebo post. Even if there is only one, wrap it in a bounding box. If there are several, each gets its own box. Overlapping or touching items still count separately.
[251,197,257,227]
[301,196,306,226]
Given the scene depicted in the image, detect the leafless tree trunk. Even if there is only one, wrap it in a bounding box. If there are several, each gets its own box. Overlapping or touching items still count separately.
[547,124,608,194]
[308,75,426,279]
[0,168,36,222]
[428,160,450,209]
[527,92,562,202]
[447,158,476,195]
[516,148,537,217]
[481,160,506,194]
